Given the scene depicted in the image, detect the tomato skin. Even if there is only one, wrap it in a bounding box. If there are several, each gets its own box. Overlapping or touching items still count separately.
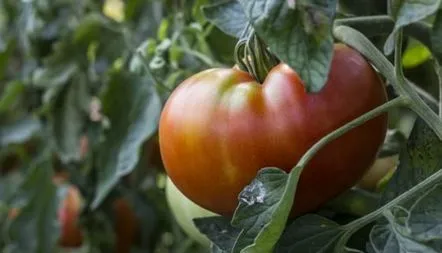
[159,43,388,217]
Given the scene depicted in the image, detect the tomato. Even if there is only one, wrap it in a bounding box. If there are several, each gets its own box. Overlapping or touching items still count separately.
[113,198,138,253]
[57,184,84,247]
[165,176,216,247]
[159,43,388,217]
[7,170,138,251]
[7,181,83,248]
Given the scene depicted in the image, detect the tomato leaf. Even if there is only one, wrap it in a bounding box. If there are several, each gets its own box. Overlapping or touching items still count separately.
[275,214,346,252]
[51,73,90,163]
[228,167,295,252]
[380,118,442,206]
[0,172,24,209]
[194,216,241,252]
[5,154,60,253]
[384,0,440,55]
[202,0,249,38]
[368,207,439,253]
[407,184,442,244]
[368,183,442,253]
[238,0,337,92]
[91,70,161,209]
[0,116,41,147]
[0,81,25,114]
[32,61,78,90]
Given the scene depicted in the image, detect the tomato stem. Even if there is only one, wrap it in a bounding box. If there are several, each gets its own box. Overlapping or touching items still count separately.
[135,52,172,93]
[234,29,279,83]
[337,158,442,249]
[279,96,408,251]
[334,15,432,51]
[394,30,442,139]
[296,96,409,170]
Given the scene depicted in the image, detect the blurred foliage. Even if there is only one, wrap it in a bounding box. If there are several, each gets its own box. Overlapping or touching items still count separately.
[0,0,235,252]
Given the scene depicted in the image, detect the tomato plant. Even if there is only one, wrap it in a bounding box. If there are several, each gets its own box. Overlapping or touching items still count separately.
[159,43,388,217]
[2,0,442,253]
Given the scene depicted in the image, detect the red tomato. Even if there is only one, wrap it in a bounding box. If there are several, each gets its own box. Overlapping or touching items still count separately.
[58,185,83,247]
[159,43,388,217]
[113,198,138,253]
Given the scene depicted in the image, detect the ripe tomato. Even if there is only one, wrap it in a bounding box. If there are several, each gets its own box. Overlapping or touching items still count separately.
[57,184,83,247]
[159,43,388,217]
[7,181,83,248]
[113,198,138,253]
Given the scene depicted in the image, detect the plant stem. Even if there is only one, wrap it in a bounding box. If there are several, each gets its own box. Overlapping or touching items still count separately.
[394,30,442,139]
[234,30,279,83]
[296,97,409,169]
[408,80,438,108]
[135,52,171,93]
[333,15,432,49]
[275,97,407,253]
[334,25,442,140]
[341,163,442,234]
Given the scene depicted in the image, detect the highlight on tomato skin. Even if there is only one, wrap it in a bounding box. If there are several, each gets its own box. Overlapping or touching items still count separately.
[158,43,389,218]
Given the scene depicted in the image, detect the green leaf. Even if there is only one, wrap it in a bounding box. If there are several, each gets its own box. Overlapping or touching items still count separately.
[52,73,90,163]
[0,39,14,80]
[275,214,345,253]
[431,9,442,63]
[5,155,60,253]
[380,119,442,206]
[202,0,249,38]
[0,81,25,114]
[229,168,295,253]
[0,117,41,147]
[384,0,440,55]
[368,184,442,253]
[407,184,442,245]
[368,207,439,253]
[238,0,337,92]
[0,171,24,204]
[32,62,78,89]
[91,70,161,209]
[194,216,241,252]
[192,0,210,24]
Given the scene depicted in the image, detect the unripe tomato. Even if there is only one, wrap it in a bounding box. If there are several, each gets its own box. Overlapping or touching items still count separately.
[159,43,388,217]
[165,176,216,247]
[357,155,399,191]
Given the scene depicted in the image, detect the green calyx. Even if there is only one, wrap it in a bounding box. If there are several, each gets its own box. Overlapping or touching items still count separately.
[234,27,279,83]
